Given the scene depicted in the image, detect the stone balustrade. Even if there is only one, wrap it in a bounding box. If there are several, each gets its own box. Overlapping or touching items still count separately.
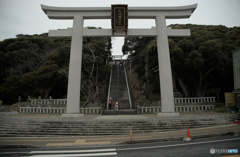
[174,97,215,104]
[19,107,101,114]
[139,105,214,113]
[18,96,216,114]
[27,97,215,106]
[139,106,161,113]
[30,99,67,105]
[175,105,214,112]
[148,97,216,106]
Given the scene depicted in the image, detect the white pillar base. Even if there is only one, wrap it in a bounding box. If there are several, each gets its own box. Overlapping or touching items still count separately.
[157,112,180,117]
[61,114,84,118]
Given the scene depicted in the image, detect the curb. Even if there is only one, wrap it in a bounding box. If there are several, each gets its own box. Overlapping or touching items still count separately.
[0,144,39,149]
[0,111,19,115]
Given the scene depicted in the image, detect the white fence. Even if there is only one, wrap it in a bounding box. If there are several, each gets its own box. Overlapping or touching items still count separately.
[28,97,215,106]
[139,97,216,113]
[30,99,67,105]
[139,105,214,113]
[174,97,215,104]
[20,97,216,114]
[19,107,101,114]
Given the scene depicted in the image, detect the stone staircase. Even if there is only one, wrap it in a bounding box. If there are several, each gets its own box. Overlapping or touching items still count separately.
[109,64,131,109]
[0,114,239,137]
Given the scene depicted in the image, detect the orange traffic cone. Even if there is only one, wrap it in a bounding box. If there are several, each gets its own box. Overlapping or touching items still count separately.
[130,129,133,141]
[183,127,192,141]
[187,127,191,139]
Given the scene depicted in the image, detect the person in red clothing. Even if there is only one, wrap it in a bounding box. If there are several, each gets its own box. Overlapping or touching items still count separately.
[108,97,112,110]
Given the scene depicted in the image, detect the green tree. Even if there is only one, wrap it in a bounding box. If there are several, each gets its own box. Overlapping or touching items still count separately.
[123,24,240,100]
[35,61,59,98]
[81,37,111,106]
[122,37,155,99]
[0,76,24,104]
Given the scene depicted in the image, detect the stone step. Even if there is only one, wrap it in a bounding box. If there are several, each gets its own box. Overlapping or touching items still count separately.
[0,119,234,126]
[2,120,222,127]
[0,119,234,128]
[0,123,228,132]
[0,124,233,131]
[0,124,227,133]
[0,124,233,137]
[0,114,238,137]
[0,121,229,126]
[102,109,137,115]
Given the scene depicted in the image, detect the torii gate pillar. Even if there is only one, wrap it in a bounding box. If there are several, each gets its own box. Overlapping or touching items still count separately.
[156,15,177,116]
[66,15,84,114]
[41,4,197,116]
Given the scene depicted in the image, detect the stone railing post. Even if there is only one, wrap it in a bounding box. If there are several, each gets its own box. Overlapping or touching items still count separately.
[49,96,53,107]
[18,96,22,112]
[27,96,31,107]
[136,105,140,114]
[38,96,41,107]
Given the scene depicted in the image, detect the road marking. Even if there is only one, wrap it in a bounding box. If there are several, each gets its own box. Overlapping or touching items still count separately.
[28,152,117,157]
[28,148,117,157]
[46,139,111,146]
[118,137,240,151]
[29,148,116,154]
[0,152,28,154]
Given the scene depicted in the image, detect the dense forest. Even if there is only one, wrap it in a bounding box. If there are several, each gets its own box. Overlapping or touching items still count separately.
[0,32,112,105]
[123,24,240,101]
[0,24,239,105]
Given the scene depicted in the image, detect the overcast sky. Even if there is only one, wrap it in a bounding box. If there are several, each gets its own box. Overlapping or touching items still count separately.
[0,0,240,56]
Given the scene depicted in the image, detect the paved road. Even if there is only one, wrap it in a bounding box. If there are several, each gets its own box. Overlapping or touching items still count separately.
[0,136,239,157]
[117,136,240,157]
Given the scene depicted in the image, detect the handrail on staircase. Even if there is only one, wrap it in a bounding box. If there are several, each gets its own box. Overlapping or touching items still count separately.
[124,62,133,109]
[106,65,113,110]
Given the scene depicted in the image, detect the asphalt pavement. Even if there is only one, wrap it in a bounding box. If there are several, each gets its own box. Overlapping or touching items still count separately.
[1,136,240,157]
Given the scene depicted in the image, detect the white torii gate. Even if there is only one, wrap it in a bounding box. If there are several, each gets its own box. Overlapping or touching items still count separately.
[41,4,197,116]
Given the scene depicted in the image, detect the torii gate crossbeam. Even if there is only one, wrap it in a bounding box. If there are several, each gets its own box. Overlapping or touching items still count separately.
[41,4,197,116]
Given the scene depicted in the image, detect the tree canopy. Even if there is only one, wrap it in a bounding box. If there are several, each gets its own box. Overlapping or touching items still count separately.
[1,24,239,105]
[122,24,240,100]
[0,32,112,105]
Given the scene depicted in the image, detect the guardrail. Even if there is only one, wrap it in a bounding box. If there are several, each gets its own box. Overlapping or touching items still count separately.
[124,62,132,109]
[106,66,113,110]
